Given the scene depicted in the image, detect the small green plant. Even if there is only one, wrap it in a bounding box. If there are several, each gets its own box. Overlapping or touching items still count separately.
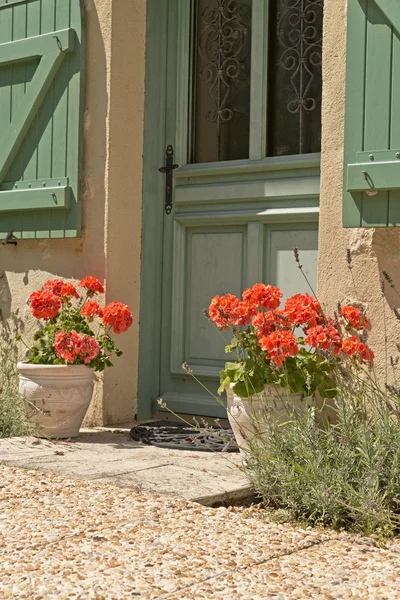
[0,314,34,438]
[244,363,400,538]
[238,250,400,538]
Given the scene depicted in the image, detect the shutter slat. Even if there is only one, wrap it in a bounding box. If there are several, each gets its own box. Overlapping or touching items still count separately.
[362,0,391,226]
[343,0,368,227]
[388,20,400,225]
[21,0,41,239]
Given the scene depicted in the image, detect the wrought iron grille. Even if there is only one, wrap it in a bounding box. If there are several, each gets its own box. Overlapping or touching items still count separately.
[267,0,324,156]
[191,0,252,163]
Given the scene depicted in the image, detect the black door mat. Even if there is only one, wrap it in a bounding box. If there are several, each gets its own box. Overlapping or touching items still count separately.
[130,420,238,452]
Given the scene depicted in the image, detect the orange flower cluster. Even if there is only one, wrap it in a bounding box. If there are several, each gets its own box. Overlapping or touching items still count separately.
[209,294,251,329]
[102,302,133,334]
[29,290,61,320]
[43,279,64,296]
[342,335,374,363]
[78,276,104,295]
[207,283,375,368]
[53,331,100,364]
[252,310,290,338]
[305,325,342,357]
[44,279,79,299]
[283,293,321,328]
[341,305,369,330]
[242,284,282,311]
[259,330,299,366]
[81,301,104,318]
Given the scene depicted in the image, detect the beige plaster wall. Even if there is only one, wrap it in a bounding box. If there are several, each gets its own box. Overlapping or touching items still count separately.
[318,0,400,378]
[0,0,146,425]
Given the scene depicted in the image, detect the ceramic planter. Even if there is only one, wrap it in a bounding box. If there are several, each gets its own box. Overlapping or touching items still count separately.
[225,383,311,464]
[17,363,94,439]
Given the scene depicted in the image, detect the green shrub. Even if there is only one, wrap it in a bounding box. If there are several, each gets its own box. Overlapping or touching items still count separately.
[245,364,400,538]
[0,315,34,438]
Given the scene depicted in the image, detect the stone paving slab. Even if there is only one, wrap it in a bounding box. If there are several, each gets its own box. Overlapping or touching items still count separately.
[0,428,252,505]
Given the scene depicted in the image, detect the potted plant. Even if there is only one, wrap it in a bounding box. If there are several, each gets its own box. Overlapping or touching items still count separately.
[205,281,374,459]
[17,276,132,438]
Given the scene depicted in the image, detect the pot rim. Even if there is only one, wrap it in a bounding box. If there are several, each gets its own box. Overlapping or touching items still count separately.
[17,362,93,372]
[227,382,305,398]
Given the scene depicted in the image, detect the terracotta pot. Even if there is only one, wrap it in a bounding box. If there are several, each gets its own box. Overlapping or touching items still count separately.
[17,363,94,439]
[225,383,311,464]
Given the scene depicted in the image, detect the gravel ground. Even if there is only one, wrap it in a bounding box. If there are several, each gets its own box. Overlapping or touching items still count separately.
[1,464,399,599]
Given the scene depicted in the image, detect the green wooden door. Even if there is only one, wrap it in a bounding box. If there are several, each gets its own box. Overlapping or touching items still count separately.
[139,0,322,420]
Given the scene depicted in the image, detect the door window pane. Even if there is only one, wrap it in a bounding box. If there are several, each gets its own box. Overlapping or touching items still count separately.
[191,0,252,163]
[267,0,323,157]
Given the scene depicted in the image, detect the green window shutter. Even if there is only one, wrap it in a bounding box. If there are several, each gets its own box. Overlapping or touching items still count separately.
[0,0,85,239]
[343,0,400,227]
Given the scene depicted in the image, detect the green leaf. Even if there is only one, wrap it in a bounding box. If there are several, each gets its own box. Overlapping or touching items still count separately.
[218,375,231,396]
[318,376,338,399]
[233,376,264,398]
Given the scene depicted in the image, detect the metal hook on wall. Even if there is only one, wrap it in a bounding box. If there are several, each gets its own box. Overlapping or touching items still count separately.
[361,170,378,197]
[2,230,18,246]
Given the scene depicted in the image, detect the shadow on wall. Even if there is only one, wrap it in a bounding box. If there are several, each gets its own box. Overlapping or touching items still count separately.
[374,229,400,314]
[0,0,108,317]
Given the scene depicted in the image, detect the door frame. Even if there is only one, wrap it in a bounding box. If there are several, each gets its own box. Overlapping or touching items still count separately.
[138,0,321,421]
[137,0,169,420]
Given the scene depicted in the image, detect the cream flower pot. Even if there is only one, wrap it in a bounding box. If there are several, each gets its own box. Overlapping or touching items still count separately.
[225,383,311,464]
[17,363,94,439]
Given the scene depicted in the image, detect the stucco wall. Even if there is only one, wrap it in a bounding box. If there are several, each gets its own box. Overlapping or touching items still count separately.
[0,0,146,425]
[319,0,400,378]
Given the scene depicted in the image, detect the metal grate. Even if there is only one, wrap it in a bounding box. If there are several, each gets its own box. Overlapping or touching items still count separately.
[267,0,324,156]
[191,0,252,163]
[130,421,238,452]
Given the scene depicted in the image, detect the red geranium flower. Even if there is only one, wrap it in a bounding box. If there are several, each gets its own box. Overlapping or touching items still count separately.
[259,330,299,366]
[227,300,251,327]
[53,331,100,364]
[357,342,374,364]
[342,336,360,356]
[78,276,104,295]
[29,291,61,320]
[81,301,104,318]
[43,279,65,297]
[341,305,369,330]
[53,330,82,362]
[78,334,101,364]
[208,294,251,329]
[242,284,282,311]
[252,310,291,338]
[60,283,79,299]
[284,293,322,328]
[305,325,342,357]
[342,336,374,364]
[102,302,133,334]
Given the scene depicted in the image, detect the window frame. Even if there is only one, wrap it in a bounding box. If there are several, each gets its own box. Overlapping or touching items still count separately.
[175,0,322,173]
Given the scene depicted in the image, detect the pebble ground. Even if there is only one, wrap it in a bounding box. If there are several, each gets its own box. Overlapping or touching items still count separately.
[1,464,399,599]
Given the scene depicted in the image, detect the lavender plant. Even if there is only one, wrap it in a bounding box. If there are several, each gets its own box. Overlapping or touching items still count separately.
[243,251,400,538]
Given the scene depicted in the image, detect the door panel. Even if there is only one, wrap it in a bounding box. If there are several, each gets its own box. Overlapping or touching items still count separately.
[267,227,319,301]
[169,223,247,380]
[186,227,246,363]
